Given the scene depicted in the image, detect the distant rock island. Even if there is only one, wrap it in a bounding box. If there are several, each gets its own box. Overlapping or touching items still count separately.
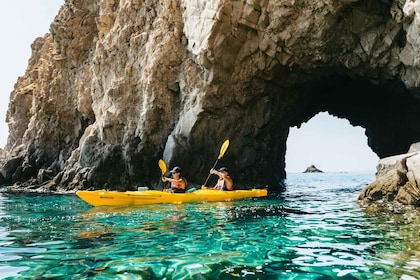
[303,165,323,173]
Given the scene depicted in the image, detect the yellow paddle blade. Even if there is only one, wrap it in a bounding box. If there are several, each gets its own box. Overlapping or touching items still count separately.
[218,139,230,159]
[158,159,167,174]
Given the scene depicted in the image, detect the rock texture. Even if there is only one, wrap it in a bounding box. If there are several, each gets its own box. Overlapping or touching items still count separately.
[303,165,323,173]
[359,142,420,207]
[2,0,420,198]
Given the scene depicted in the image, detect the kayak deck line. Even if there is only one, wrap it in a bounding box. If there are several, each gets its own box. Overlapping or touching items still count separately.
[98,195,114,199]
[76,189,268,207]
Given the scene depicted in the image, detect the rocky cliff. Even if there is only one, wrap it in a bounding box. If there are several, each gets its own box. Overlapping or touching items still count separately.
[2,0,420,199]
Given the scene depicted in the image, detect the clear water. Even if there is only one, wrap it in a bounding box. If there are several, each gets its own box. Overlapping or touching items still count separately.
[0,172,419,279]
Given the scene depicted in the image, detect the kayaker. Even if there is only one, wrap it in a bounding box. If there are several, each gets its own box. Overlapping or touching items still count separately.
[206,167,234,191]
[162,166,187,193]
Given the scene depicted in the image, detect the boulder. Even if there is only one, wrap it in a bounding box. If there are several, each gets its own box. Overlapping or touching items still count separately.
[359,142,420,207]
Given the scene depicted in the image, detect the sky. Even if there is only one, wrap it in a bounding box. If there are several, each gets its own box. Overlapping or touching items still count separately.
[0,2,380,172]
[0,1,64,148]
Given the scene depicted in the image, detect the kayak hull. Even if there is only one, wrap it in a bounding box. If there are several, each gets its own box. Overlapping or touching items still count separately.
[76,189,268,206]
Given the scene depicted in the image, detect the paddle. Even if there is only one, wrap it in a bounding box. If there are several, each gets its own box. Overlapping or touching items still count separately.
[158,159,167,190]
[158,159,167,175]
[202,139,230,187]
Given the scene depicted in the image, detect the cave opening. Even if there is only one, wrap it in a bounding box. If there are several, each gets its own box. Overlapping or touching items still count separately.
[278,71,420,184]
[228,71,420,189]
[286,73,420,159]
[278,69,420,178]
[285,112,379,173]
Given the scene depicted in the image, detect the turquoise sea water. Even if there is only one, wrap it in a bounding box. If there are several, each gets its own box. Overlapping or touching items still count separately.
[0,172,419,279]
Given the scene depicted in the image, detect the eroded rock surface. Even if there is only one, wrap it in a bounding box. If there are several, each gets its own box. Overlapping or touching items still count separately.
[359,142,420,207]
[2,0,420,200]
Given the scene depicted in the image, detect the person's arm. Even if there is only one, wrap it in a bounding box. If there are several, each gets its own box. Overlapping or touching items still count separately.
[210,169,223,177]
[163,177,176,183]
[163,177,186,190]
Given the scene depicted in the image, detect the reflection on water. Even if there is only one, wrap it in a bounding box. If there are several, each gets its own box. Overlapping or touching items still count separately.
[0,172,418,279]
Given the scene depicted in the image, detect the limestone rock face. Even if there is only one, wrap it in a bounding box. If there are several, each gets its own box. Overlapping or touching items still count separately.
[3,0,420,197]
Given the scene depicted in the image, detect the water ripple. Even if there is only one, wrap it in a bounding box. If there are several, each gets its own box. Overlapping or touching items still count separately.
[0,173,418,279]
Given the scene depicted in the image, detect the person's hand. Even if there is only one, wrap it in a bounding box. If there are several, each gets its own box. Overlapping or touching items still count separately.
[162,177,167,182]
[210,168,216,174]
[201,185,207,189]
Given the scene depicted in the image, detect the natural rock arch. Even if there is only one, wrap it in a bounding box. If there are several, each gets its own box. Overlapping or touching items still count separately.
[2,0,420,193]
[286,73,420,159]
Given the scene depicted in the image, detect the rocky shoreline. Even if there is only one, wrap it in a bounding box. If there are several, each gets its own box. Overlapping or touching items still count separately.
[358,142,420,208]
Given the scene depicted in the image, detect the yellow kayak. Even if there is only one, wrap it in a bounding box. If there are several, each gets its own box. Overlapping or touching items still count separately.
[76,189,268,206]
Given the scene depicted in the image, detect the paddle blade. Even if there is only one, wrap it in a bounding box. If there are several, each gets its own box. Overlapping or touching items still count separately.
[158,159,167,174]
[218,139,230,159]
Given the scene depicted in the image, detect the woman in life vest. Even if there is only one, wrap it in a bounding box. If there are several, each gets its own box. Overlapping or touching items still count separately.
[162,166,187,193]
[210,167,234,191]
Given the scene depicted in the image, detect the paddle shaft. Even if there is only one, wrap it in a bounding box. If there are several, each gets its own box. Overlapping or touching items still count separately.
[202,159,219,187]
[202,140,229,187]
